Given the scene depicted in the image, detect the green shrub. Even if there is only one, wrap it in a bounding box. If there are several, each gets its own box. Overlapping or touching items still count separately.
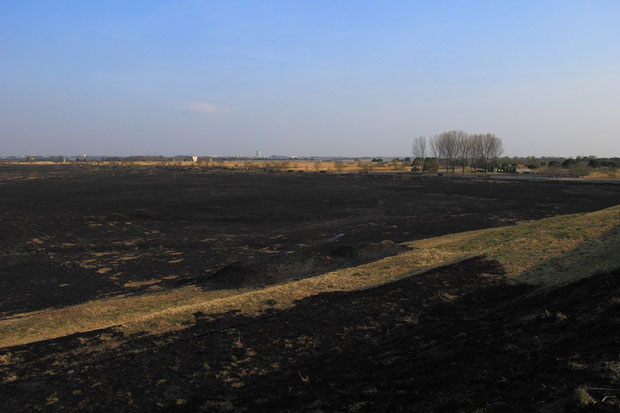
[423,157,438,173]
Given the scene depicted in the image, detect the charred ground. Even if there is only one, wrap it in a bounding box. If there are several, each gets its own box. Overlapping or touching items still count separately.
[1,166,620,315]
[1,257,619,411]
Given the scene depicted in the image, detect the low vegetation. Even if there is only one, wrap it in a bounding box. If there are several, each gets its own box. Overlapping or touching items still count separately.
[3,153,619,179]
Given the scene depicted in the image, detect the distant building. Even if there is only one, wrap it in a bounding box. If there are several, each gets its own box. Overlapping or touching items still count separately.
[256,150,262,158]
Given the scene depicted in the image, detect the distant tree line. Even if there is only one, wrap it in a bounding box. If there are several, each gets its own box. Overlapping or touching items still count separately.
[522,156,619,168]
[536,156,618,177]
[412,131,503,173]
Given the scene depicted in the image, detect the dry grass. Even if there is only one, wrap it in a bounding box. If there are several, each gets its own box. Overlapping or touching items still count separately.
[409,205,620,286]
[6,160,412,173]
[7,160,619,179]
[207,159,412,173]
[0,205,618,348]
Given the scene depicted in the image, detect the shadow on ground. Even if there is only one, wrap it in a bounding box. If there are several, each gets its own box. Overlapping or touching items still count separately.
[2,255,619,411]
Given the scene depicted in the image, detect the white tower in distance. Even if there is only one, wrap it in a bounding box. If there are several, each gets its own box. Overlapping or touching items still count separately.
[256,150,262,158]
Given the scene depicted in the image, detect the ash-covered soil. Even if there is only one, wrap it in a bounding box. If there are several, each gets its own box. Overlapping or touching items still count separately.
[1,258,618,411]
[1,166,620,315]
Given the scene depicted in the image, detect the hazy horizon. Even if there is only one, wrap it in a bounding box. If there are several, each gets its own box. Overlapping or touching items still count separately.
[2,1,620,158]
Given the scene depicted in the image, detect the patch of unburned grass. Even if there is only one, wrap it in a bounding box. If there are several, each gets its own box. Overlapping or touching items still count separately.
[123,279,160,288]
[0,288,242,348]
[1,205,618,348]
[408,205,620,286]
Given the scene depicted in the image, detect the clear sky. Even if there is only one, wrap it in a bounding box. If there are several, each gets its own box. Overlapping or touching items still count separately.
[1,1,619,157]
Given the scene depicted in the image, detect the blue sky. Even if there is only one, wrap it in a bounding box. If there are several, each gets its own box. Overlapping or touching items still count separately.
[1,1,619,157]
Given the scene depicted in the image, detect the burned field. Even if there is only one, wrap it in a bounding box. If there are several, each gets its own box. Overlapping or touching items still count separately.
[1,166,620,411]
[3,259,620,411]
[1,166,619,316]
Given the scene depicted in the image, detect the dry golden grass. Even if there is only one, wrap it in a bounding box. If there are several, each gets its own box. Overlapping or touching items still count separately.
[409,206,620,286]
[584,170,618,179]
[207,159,411,173]
[7,159,619,178]
[123,279,160,288]
[4,159,410,173]
[0,205,618,348]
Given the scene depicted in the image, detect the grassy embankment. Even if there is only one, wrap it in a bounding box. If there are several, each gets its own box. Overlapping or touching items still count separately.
[0,205,618,348]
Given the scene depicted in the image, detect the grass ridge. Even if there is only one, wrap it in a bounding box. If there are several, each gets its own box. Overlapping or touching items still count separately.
[1,205,618,348]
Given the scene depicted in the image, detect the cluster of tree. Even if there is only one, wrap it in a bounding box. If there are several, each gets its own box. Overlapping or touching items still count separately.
[515,156,619,171]
[558,157,619,169]
[540,156,618,177]
[412,131,504,173]
[389,157,411,163]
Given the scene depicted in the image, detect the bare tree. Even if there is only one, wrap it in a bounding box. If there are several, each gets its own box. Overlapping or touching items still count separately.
[457,132,473,174]
[433,131,462,173]
[420,131,503,174]
[483,133,503,172]
[470,133,503,172]
[412,136,426,160]
[470,134,483,170]
[429,135,440,161]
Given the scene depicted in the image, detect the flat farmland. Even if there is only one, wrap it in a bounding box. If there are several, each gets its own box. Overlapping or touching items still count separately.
[1,166,619,316]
